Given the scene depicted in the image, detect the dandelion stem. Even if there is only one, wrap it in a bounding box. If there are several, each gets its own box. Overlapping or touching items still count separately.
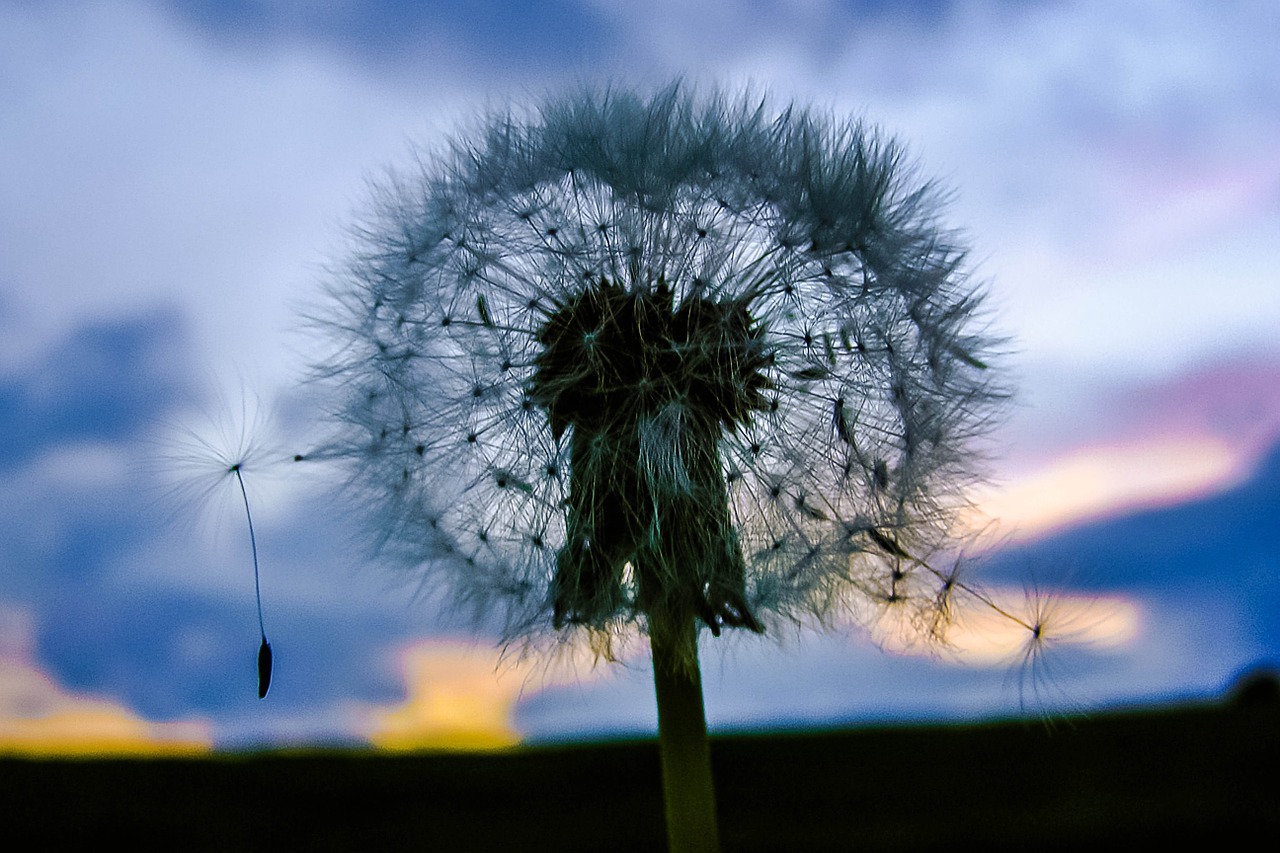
[651,612,720,853]
[231,465,272,698]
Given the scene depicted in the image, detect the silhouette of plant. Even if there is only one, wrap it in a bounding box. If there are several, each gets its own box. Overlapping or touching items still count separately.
[312,83,1028,853]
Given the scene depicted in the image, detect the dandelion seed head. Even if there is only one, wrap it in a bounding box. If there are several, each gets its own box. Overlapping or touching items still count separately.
[317,83,1008,660]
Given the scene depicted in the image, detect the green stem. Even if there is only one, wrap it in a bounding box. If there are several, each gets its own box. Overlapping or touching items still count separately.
[651,614,721,853]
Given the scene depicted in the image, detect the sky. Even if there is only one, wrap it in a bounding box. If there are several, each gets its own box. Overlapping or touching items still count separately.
[2,0,1279,754]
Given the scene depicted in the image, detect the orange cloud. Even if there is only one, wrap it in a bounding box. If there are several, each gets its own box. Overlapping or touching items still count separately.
[0,659,212,757]
[357,638,620,752]
[969,434,1246,541]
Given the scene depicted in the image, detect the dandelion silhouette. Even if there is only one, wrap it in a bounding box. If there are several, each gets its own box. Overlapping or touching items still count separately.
[315,83,1034,852]
[161,399,276,699]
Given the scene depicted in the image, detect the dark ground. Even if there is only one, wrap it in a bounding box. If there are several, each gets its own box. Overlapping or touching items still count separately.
[3,694,1277,851]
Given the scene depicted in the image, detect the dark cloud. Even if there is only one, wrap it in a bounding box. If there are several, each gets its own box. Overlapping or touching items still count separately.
[0,309,192,604]
[160,0,617,75]
[0,308,189,469]
[37,580,416,724]
[984,442,1280,591]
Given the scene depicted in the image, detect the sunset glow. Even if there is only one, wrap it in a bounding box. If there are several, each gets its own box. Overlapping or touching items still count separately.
[0,659,212,757]
[971,435,1245,540]
[861,590,1142,666]
[944,590,1142,666]
[359,639,619,751]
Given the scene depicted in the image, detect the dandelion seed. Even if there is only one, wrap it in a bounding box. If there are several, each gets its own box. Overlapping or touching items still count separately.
[159,396,280,699]
[257,631,273,699]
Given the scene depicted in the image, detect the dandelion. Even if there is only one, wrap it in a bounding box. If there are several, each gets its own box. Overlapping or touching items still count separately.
[315,83,1022,852]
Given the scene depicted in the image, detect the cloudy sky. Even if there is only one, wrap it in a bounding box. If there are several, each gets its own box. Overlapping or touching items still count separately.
[2,0,1278,753]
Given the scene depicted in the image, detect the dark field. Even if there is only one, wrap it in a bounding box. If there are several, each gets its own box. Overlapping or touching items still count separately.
[4,698,1277,851]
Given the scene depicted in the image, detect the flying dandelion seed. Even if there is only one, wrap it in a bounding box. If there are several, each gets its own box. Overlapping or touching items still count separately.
[160,397,278,699]
[313,82,1028,852]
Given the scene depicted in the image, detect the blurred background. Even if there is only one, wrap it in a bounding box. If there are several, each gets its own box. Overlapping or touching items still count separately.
[2,0,1278,755]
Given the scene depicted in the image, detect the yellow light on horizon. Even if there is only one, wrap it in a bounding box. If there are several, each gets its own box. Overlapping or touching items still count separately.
[0,660,213,758]
[362,642,524,751]
[359,638,622,752]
